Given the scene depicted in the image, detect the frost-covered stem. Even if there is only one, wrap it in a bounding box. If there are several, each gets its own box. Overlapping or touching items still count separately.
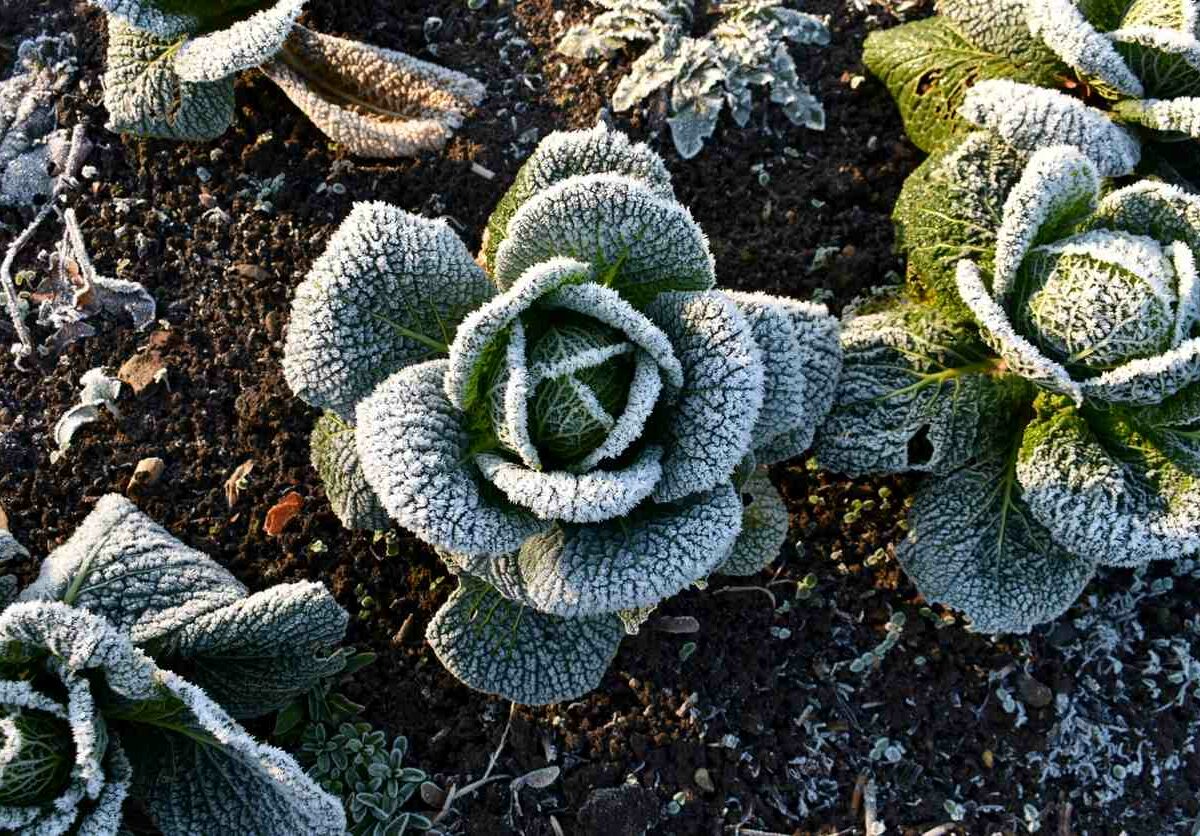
[1,125,89,367]
[863,778,882,835]
[62,208,99,295]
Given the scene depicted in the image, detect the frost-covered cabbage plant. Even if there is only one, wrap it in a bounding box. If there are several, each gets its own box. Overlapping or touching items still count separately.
[92,0,485,155]
[558,0,829,158]
[864,0,1200,187]
[816,134,1200,633]
[283,124,842,704]
[0,494,349,834]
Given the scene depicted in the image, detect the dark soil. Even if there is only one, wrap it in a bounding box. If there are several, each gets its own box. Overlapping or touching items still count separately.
[1,0,1197,834]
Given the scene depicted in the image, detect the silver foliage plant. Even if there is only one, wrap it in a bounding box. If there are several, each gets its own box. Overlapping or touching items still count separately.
[865,0,1200,187]
[92,0,485,156]
[557,0,829,159]
[0,494,349,834]
[817,133,1200,633]
[283,124,842,704]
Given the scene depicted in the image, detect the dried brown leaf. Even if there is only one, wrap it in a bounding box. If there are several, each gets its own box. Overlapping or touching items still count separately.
[127,456,165,491]
[264,491,303,537]
[225,459,255,509]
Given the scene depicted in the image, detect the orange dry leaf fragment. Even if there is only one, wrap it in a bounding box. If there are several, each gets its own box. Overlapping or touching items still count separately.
[264,491,303,537]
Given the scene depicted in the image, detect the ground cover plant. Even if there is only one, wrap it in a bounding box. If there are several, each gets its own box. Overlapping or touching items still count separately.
[863,0,1200,187]
[558,0,830,158]
[283,122,843,704]
[817,132,1200,632]
[91,0,485,155]
[0,494,349,833]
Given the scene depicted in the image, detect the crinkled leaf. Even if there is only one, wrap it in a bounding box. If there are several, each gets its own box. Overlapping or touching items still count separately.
[893,131,1029,320]
[1017,403,1200,566]
[1132,383,1200,469]
[283,202,494,419]
[715,468,788,576]
[1026,0,1144,97]
[173,0,303,82]
[92,0,199,39]
[815,296,1017,476]
[447,481,742,617]
[262,26,486,159]
[356,360,548,556]
[726,292,843,465]
[897,453,1095,634]
[102,18,235,142]
[484,123,674,272]
[1114,96,1200,139]
[493,174,715,308]
[1080,336,1200,403]
[19,494,247,646]
[645,291,764,502]
[1085,178,1200,256]
[426,576,625,705]
[862,16,1065,154]
[1109,25,1200,99]
[157,581,348,719]
[311,412,389,531]
[960,80,1141,178]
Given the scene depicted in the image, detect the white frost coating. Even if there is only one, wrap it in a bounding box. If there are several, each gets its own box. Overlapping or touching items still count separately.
[88,0,197,39]
[726,291,842,463]
[444,257,591,410]
[1033,230,1176,306]
[1025,0,1144,97]
[455,481,744,618]
[310,412,389,531]
[174,0,306,82]
[1017,410,1200,567]
[575,350,663,470]
[1172,241,1200,345]
[283,201,493,419]
[357,360,548,555]
[646,291,765,502]
[1080,336,1200,403]
[957,261,1083,402]
[52,368,122,464]
[1124,97,1200,138]
[1108,25,1200,74]
[992,144,1100,300]
[897,457,1096,634]
[1090,180,1200,248]
[476,445,663,523]
[543,281,684,387]
[530,342,633,385]
[261,26,486,159]
[19,493,246,644]
[716,467,789,576]
[493,174,715,304]
[499,320,542,470]
[960,81,1140,178]
[426,577,625,705]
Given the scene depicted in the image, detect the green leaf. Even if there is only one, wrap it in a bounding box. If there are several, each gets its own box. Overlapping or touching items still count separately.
[1132,383,1200,470]
[897,447,1095,633]
[272,700,305,737]
[1017,400,1200,566]
[425,577,625,705]
[311,412,390,532]
[894,131,1030,319]
[1110,27,1200,100]
[102,18,235,141]
[863,16,1065,154]
[815,296,1022,476]
[715,467,789,576]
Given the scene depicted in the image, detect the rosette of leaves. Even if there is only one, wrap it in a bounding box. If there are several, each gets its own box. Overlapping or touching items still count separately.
[301,722,431,835]
[558,0,829,158]
[92,0,485,155]
[283,123,842,704]
[0,493,350,834]
[864,0,1200,186]
[816,136,1200,633]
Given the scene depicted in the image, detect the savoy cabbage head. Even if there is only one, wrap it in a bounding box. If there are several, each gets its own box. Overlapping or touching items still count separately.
[283,124,843,704]
[93,0,485,156]
[817,133,1200,633]
[864,0,1200,187]
[558,0,829,159]
[0,494,349,834]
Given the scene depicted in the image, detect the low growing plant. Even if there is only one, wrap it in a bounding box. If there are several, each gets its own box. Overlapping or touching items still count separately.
[864,0,1200,186]
[0,494,350,833]
[817,136,1200,632]
[91,0,485,155]
[283,123,842,703]
[558,0,829,158]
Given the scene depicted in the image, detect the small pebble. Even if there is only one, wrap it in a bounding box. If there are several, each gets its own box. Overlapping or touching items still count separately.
[196,166,212,183]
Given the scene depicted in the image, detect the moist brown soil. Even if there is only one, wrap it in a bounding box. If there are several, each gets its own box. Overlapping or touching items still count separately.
[1,1,1197,834]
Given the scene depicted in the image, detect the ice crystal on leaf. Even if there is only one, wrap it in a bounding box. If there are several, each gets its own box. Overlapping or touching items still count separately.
[94,0,484,155]
[0,494,349,834]
[818,141,1200,634]
[864,0,1200,188]
[284,124,843,704]
[557,0,829,158]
